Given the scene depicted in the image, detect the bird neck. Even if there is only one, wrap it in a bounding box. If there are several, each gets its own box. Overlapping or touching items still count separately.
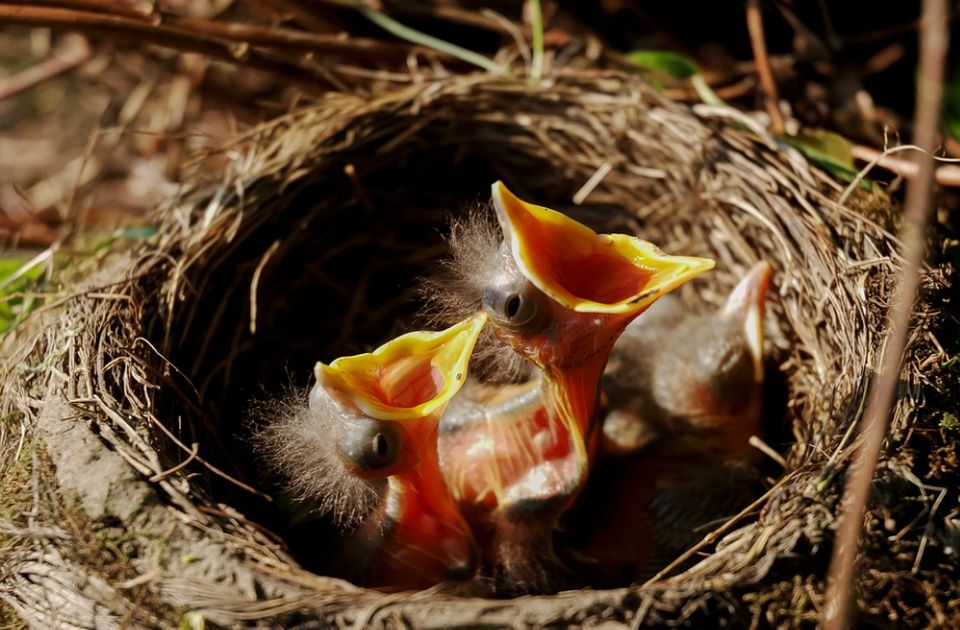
[373,414,476,588]
[541,351,609,484]
[545,352,608,432]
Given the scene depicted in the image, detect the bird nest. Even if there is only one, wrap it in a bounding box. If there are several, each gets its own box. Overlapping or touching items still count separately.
[2,70,957,628]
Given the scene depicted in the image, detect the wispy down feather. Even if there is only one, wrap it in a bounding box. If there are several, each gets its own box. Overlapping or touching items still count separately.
[418,205,532,384]
[249,387,381,530]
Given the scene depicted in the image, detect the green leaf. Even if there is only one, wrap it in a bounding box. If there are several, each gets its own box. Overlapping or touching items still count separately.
[941,412,959,432]
[625,50,700,79]
[624,50,724,105]
[690,74,724,106]
[528,0,544,86]
[117,224,158,240]
[0,257,45,335]
[0,258,36,280]
[781,129,864,184]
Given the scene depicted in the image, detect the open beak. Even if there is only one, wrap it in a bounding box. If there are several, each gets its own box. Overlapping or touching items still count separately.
[490,181,714,470]
[722,261,772,382]
[491,181,715,316]
[316,314,487,587]
[317,313,487,421]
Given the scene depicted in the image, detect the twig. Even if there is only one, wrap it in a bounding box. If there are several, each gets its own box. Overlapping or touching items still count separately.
[746,0,784,134]
[166,15,414,59]
[0,4,330,88]
[148,442,199,482]
[249,240,280,335]
[0,0,154,18]
[840,144,924,205]
[481,8,530,65]
[848,143,960,189]
[749,435,787,468]
[0,34,90,102]
[251,0,340,33]
[143,409,272,500]
[573,161,612,204]
[400,4,528,36]
[823,2,948,628]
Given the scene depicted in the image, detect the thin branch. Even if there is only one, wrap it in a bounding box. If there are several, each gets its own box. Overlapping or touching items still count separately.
[823,1,948,628]
[398,3,529,36]
[0,0,154,18]
[250,0,340,33]
[249,240,281,335]
[166,15,415,59]
[746,0,784,134]
[849,143,960,188]
[0,4,331,88]
[0,34,90,102]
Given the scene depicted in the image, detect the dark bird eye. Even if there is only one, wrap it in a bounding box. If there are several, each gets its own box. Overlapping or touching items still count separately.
[505,293,523,319]
[372,432,390,458]
[484,285,543,330]
[338,419,403,472]
[503,290,542,328]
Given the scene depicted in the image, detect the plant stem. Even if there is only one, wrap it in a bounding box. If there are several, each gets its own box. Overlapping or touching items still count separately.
[823,1,948,627]
[528,0,543,86]
[360,8,507,76]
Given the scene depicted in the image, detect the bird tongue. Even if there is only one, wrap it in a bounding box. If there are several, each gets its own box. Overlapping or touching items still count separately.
[371,356,445,408]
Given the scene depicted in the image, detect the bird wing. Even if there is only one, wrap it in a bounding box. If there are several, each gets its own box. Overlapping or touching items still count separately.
[640,462,758,578]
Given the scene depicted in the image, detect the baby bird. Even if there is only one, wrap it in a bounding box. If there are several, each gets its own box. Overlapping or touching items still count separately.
[564,262,773,585]
[255,314,486,590]
[601,261,773,458]
[435,182,714,593]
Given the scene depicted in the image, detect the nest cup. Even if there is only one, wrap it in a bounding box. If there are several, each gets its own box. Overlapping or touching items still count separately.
[3,71,953,628]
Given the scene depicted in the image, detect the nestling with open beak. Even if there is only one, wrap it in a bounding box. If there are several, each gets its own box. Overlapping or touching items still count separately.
[432,182,715,593]
[254,314,486,589]
[563,262,774,584]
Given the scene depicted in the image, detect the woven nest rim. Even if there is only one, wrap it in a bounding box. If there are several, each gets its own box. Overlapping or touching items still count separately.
[2,69,955,628]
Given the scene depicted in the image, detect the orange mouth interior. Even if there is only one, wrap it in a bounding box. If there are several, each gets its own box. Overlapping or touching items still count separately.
[511,208,656,306]
[440,381,586,513]
[557,252,655,304]
[445,407,581,508]
[360,356,446,409]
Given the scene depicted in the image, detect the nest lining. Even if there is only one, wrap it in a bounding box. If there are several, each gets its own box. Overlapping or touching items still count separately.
[1,70,956,628]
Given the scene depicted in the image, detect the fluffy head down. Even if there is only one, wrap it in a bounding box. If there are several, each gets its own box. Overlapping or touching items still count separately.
[419,206,532,384]
[249,388,381,529]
